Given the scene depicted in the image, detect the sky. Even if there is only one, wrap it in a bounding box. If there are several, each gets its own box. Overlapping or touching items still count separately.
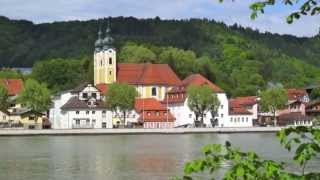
[0,0,319,37]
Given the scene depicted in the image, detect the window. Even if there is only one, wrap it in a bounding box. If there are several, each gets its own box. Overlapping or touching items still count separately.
[92,119,96,125]
[102,122,107,128]
[152,87,157,96]
[76,119,80,125]
[221,105,224,109]
[246,117,248,122]
[109,70,112,75]
[92,93,97,99]
[76,111,80,115]
[86,119,90,125]
[147,112,151,116]
[164,112,167,116]
[86,111,89,115]
[156,111,160,116]
[109,57,112,65]
[242,117,244,122]
[102,110,106,114]
[92,111,95,114]
[204,114,206,117]
[133,114,136,118]
[83,93,88,99]
[100,60,103,66]
[29,116,35,121]
[230,117,233,122]
[189,114,192,118]
[221,114,224,118]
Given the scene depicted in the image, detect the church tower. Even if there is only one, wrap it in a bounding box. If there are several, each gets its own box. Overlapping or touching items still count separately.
[94,20,117,85]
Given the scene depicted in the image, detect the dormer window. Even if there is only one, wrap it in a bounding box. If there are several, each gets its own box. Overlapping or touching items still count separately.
[83,93,88,99]
[92,93,97,99]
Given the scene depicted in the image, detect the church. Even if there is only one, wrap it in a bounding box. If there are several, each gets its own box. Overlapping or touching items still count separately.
[49,24,251,129]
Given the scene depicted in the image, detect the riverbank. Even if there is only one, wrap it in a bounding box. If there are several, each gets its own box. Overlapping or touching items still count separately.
[0,127,283,136]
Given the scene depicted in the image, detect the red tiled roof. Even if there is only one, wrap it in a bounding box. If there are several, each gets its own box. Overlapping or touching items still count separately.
[96,83,108,94]
[117,63,181,86]
[0,79,23,96]
[287,88,307,101]
[135,98,167,111]
[135,98,175,122]
[229,107,252,115]
[229,96,257,107]
[181,74,224,93]
[229,98,253,115]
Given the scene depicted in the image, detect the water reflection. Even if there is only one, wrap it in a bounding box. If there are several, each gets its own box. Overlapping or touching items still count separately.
[0,133,318,180]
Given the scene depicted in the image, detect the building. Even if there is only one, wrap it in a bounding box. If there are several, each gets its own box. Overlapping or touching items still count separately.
[229,96,258,120]
[93,25,180,101]
[0,79,47,129]
[258,88,311,126]
[135,98,175,128]
[306,99,320,117]
[0,78,24,111]
[228,103,253,127]
[162,74,229,127]
[49,83,113,129]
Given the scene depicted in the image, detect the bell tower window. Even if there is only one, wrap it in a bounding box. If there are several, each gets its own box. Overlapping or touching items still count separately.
[109,58,112,65]
[152,87,157,96]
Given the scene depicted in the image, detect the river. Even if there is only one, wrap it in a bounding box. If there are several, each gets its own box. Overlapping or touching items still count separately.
[0,133,318,180]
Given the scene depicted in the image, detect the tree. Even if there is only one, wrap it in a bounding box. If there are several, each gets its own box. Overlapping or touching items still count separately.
[0,84,9,111]
[18,79,51,113]
[219,0,320,24]
[260,87,288,126]
[31,58,89,93]
[249,0,320,24]
[105,83,138,126]
[119,43,156,63]
[187,85,220,127]
[310,88,320,100]
[176,126,320,179]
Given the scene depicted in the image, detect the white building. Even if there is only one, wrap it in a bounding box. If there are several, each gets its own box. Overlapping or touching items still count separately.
[162,74,229,127]
[49,83,113,129]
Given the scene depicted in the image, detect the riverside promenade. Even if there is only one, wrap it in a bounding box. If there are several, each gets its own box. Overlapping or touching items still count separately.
[0,127,282,136]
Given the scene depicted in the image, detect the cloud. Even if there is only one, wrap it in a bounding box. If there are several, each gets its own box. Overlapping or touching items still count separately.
[0,0,318,37]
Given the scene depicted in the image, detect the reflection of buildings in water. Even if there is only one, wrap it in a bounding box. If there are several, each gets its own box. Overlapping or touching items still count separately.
[134,154,175,173]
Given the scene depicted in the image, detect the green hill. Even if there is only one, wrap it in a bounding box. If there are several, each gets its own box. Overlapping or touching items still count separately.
[1,15,320,96]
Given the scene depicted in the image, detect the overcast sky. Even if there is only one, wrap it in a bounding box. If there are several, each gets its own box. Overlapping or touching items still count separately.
[0,0,319,37]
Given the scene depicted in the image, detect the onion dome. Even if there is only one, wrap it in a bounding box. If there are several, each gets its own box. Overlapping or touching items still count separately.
[95,28,103,52]
[103,24,114,50]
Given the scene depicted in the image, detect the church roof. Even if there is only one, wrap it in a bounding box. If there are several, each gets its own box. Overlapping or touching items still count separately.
[181,74,224,93]
[116,63,181,86]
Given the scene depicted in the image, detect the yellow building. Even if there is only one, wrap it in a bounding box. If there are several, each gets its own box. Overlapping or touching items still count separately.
[10,109,44,129]
[94,26,181,101]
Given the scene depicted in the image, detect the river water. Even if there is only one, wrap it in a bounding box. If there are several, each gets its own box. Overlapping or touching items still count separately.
[0,133,318,180]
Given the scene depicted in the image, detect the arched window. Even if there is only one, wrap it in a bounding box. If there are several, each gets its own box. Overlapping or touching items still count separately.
[152,87,157,96]
[109,57,112,65]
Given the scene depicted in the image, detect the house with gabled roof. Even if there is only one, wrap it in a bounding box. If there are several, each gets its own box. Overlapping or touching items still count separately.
[161,74,229,127]
[49,83,113,129]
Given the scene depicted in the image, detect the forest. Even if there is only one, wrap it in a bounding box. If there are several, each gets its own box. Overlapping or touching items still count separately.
[0,15,320,97]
